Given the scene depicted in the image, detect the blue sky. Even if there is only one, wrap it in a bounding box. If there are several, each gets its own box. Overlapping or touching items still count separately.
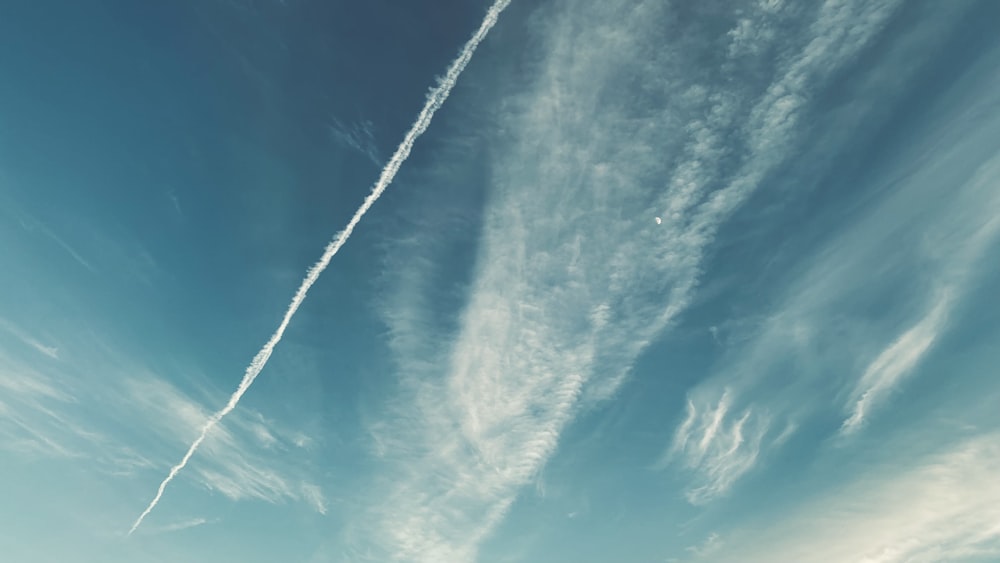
[1,0,999,561]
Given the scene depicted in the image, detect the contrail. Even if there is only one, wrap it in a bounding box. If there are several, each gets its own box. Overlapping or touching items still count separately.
[128,0,512,536]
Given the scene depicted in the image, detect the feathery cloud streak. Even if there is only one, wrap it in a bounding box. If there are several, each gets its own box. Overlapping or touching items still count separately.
[0,318,59,360]
[369,0,906,560]
[666,26,1000,502]
[699,433,1000,563]
[840,292,952,434]
[150,517,216,535]
[0,324,319,506]
[126,0,512,535]
[842,151,1000,433]
[666,393,769,504]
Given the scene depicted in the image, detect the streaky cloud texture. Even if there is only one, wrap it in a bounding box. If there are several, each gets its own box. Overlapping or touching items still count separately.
[666,1,1000,507]
[3,1,1000,562]
[666,392,769,504]
[126,0,512,535]
[365,0,912,560]
[699,432,1000,563]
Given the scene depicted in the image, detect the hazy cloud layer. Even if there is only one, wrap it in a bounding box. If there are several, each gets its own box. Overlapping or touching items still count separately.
[666,5,1000,505]
[366,0,911,560]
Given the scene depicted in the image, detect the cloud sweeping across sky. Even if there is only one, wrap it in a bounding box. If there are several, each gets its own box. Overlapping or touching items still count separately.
[0,327,323,509]
[694,432,1000,563]
[665,392,771,505]
[126,0,511,535]
[359,0,963,560]
[838,137,1000,435]
[663,29,1000,505]
[2,1,1000,562]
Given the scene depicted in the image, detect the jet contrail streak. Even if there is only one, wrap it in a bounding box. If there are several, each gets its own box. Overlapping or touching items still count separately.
[127,0,512,535]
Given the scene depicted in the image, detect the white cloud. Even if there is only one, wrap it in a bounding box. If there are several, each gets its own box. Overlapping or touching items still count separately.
[0,318,59,360]
[0,346,81,458]
[666,35,1000,498]
[0,364,71,403]
[149,517,216,535]
[120,375,323,509]
[701,432,1000,563]
[300,482,328,516]
[128,0,512,534]
[0,328,324,519]
[366,0,907,559]
[0,410,80,459]
[836,149,1000,435]
[666,392,770,504]
[9,207,97,272]
[329,117,381,167]
[841,291,951,434]
[686,532,723,559]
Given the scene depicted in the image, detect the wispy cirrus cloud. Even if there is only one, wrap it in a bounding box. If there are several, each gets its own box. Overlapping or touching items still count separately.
[666,23,1000,501]
[0,326,322,522]
[696,432,1000,563]
[126,0,512,534]
[299,482,328,516]
[665,392,770,504]
[842,153,1000,433]
[147,517,217,535]
[11,209,97,272]
[685,532,723,559]
[0,342,80,458]
[841,291,951,434]
[365,0,908,560]
[0,318,59,360]
[329,117,381,167]
[121,375,324,508]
